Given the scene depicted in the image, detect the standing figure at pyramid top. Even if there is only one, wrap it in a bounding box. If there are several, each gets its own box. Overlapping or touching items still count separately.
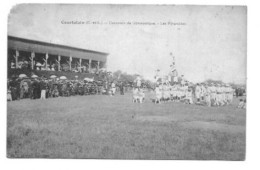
[169,53,178,83]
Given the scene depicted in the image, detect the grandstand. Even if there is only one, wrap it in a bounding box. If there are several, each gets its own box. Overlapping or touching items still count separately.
[7,36,109,79]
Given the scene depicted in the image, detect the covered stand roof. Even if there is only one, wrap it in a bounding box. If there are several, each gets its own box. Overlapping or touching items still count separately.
[8,36,108,62]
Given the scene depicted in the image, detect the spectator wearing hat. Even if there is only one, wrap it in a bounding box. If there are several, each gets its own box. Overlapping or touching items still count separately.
[119,82,124,95]
[237,99,246,109]
[111,81,116,96]
[195,83,201,103]
[40,78,47,99]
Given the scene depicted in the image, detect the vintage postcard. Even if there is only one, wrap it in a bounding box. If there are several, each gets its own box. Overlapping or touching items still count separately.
[7,4,246,160]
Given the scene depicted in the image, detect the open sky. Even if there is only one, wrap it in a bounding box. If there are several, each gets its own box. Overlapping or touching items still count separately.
[8,4,246,84]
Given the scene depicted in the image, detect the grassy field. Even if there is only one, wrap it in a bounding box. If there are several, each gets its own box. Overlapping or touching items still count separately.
[7,92,246,160]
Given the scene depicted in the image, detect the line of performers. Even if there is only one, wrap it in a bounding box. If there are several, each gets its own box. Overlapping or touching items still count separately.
[154,82,234,106]
[194,83,234,106]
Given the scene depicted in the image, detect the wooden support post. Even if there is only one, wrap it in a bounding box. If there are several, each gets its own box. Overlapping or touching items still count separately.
[89,59,92,72]
[69,56,72,71]
[45,53,49,70]
[15,50,19,68]
[58,55,61,71]
[97,61,100,71]
[79,58,82,72]
[30,52,35,70]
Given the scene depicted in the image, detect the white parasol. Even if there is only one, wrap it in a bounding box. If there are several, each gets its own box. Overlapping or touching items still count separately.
[19,74,27,78]
[84,77,94,82]
[60,76,67,80]
[36,62,42,67]
[31,75,38,78]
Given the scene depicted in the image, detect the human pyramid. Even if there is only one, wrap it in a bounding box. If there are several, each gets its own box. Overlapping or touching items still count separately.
[154,82,193,104]
[154,82,234,107]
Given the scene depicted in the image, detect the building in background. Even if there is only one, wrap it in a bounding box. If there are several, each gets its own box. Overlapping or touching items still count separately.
[7,36,108,73]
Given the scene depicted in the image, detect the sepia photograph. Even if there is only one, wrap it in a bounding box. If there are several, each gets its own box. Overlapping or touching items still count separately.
[7,4,246,160]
